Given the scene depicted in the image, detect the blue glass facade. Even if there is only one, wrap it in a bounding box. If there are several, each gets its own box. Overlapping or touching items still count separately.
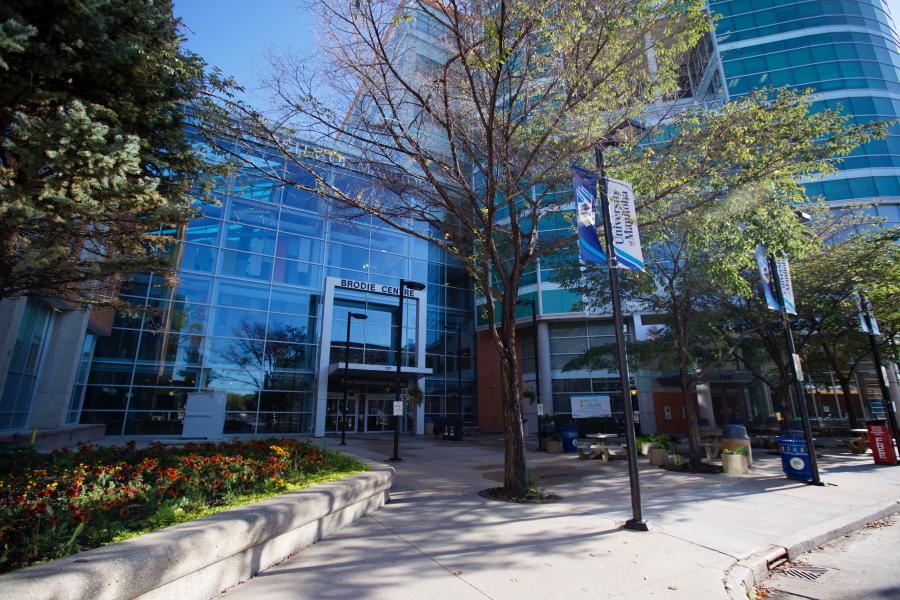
[712,0,900,226]
[74,138,475,436]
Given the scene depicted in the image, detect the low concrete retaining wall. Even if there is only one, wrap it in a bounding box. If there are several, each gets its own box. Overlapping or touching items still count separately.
[0,464,392,600]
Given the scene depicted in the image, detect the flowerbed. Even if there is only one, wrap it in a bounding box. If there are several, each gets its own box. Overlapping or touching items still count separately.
[0,439,364,573]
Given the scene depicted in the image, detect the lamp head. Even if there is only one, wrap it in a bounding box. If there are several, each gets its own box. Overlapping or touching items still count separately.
[350,312,368,320]
[794,210,812,224]
[402,279,426,291]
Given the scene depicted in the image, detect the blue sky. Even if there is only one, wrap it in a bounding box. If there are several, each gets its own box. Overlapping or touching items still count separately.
[174,0,316,104]
[176,0,900,104]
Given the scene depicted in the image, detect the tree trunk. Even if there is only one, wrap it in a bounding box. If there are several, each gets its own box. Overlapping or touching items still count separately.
[680,372,703,470]
[492,293,528,496]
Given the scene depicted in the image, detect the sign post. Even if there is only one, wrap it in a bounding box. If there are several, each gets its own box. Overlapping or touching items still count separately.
[590,140,647,531]
[765,251,822,485]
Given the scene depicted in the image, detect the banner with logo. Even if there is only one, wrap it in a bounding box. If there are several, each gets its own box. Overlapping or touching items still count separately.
[857,293,881,336]
[572,166,607,265]
[607,178,645,272]
[773,256,796,315]
[755,245,780,312]
[755,246,796,315]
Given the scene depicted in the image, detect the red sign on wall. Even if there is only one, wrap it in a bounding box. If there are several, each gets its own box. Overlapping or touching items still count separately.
[867,421,898,465]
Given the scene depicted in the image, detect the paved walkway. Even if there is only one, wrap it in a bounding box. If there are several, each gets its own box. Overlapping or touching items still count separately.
[221,434,900,599]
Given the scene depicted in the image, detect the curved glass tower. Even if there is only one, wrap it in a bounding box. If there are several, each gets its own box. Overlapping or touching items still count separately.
[712,0,900,226]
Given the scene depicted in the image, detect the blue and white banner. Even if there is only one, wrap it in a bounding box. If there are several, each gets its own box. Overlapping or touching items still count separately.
[774,256,796,315]
[755,246,797,315]
[607,178,645,272]
[755,245,780,312]
[572,166,607,265]
[857,293,881,336]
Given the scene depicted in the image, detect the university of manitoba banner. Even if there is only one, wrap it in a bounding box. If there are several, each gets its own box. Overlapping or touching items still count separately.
[607,178,645,272]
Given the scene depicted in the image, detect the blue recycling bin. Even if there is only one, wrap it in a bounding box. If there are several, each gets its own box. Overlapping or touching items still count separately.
[561,425,579,453]
[778,430,812,482]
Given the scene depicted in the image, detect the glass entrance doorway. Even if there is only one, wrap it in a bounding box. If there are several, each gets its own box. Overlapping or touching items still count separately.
[325,376,409,433]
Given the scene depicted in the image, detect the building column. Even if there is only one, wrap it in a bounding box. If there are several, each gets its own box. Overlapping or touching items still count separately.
[695,382,716,426]
[30,309,91,429]
[0,298,27,397]
[536,320,553,416]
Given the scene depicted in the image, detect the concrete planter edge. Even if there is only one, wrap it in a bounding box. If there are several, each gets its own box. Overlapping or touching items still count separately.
[0,463,393,600]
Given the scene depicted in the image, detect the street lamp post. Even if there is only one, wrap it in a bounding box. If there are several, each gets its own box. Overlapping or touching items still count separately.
[858,291,900,453]
[340,312,367,446]
[594,120,648,531]
[390,278,425,462]
[516,299,544,451]
[768,253,823,486]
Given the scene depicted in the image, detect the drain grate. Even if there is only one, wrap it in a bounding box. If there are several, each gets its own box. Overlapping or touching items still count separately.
[782,566,830,581]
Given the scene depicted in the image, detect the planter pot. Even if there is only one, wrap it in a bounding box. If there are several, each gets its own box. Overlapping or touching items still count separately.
[649,447,669,466]
[722,454,749,475]
[544,439,562,453]
[640,442,656,456]
[424,422,434,436]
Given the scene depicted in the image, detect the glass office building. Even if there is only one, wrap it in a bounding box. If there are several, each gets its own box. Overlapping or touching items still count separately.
[69,138,476,437]
[713,0,900,226]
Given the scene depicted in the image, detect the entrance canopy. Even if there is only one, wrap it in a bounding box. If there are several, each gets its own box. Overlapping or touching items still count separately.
[327,362,432,378]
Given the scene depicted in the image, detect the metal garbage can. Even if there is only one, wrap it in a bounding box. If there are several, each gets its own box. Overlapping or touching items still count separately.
[444,416,463,441]
[778,430,812,481]
[561,424,579,453]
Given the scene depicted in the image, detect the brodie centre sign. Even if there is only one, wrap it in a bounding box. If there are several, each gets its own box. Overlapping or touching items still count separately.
[337,278,419,297]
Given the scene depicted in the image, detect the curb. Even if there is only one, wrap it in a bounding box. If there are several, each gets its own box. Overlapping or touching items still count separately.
[0,460,393,600]
[723,499,900,599]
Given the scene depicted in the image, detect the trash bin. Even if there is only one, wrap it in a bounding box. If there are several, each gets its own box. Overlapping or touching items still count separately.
[778,430,812,481]
[444,416,463,441]
[561,424,579,453]
[865,419,897,465]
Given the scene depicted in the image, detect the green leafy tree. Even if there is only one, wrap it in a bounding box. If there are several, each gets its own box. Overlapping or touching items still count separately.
[214,0,712,496]
[790,228,900,428]
[0,0,232,305]
[555,90,881,469]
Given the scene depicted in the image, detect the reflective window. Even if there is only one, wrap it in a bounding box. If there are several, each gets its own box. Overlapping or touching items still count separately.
[276,232,323,263]
[228,199,279,229]
[223,223,277,255]
[218,249,274,281]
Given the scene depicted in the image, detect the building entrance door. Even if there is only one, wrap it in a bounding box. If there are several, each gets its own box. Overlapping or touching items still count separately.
[326,393,362,433]
[364,394,392,432]
[325,381,408,433]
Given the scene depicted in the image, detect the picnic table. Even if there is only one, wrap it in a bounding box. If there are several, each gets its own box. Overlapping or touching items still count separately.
[846,428,870,454]
[577,433,623,462]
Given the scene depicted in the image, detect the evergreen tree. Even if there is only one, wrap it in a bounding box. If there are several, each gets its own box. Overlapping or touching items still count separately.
[0,0,231,305]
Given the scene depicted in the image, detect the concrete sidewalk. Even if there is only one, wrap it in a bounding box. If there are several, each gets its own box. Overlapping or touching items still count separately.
[220,434,900,599]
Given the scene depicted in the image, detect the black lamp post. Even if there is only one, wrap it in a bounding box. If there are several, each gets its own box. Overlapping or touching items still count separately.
[516,298,544,451]
[858,291,900,453]
[390,278,425,462]
[594,118,648,531]
[766,209,823,486]
[340,312,367,446]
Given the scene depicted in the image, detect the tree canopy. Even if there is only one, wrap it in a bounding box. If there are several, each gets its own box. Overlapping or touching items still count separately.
[0,0,231,305]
